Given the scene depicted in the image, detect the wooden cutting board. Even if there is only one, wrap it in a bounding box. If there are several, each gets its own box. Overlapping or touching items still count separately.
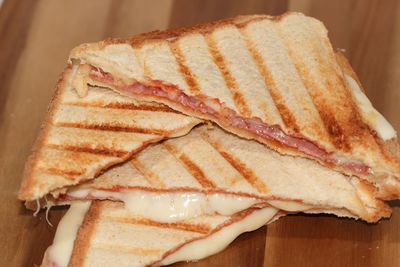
[1,0,399,266]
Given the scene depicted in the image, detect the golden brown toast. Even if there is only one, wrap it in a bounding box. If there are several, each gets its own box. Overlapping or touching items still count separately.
[58,125,390,223]
[18,67,201,201]
[68,13,400,199]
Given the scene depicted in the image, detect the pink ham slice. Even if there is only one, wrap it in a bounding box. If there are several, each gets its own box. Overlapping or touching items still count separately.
[89,68,371,175]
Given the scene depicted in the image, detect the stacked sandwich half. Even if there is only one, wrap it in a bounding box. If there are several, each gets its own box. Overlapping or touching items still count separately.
[18,12,400,267]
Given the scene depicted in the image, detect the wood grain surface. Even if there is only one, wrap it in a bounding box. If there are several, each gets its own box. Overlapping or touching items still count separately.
[0,0,399,266]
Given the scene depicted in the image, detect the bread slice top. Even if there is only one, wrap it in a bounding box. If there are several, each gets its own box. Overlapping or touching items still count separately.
[18,67,201,201]
[58,125,390,223]
[68,12,400,199]
[40,201,278,267]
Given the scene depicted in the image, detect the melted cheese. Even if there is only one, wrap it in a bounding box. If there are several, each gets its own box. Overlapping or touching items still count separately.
[48,201,276,267]
[158,207,278,266]
[47,201,91,267]
[268,200,311,211]
[345,74,396,140]
[67,188,259,223]
[122,192,260,222]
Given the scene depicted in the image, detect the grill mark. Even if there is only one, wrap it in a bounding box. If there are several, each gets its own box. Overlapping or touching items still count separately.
[314,43,371,147]
[162,142,216,188]
[93,244,163,256]
[240,28,299,132]
[169,41,202,95]
[201,136,269,194]
[204,34,251,117]
[275,28,350,151]
[54,121,167,136]
[198,139,244,186]
[38,167,83,180]
[214,149,269,194]
[130,158,166,188]
[46,143,128,158]
[179,154,216,188]
[130,44,152,79]
[103,215,211,234]
[233,16,270,28]
[129,16,270,48]
[152,207,261,266]
[314,52,354,150]
[320,107,348,148]
[338,57,398,162]
[63,101,180,113]
[298,62,349,150]
[337,56,378,133]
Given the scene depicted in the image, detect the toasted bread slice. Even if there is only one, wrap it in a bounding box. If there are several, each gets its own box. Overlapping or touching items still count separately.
[18,67,201,201]
[68,12,400,199]
[40,201,278,267]
[57,125,390,223]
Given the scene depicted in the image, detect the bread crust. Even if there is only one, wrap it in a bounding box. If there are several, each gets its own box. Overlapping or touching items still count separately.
[18,68,71,200]
[70,13,296,58]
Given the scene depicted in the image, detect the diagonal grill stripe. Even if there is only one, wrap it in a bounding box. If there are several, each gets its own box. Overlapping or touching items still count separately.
[162,142,216,188]
[239,27,299,132]
[103,215,212,234]
[130,158,166,188]
[169,41,202,95]
[37,167,83,180]
[204,33,251,117]
[46,143,128,158]
[62,101,180,113]
[93,244,163,256]
[54,121,167,136]
[201,133,269,194]
[274,23,350,150]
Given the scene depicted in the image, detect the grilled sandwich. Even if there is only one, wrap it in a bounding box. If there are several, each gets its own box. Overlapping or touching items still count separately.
[17,12,400,267]
[18,67,201,201]
[54,125,390,223]
[68,12,400,199]
[40,201,279,267]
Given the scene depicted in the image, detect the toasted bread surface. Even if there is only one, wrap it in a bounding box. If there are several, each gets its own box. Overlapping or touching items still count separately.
[63,125,390,222]
[18,67,201,201]
[69,13,400,198]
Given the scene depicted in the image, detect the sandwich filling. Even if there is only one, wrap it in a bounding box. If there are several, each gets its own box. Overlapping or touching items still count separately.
[42,201,91,267]
[88,67,373,176]
[63,188,266,222]
[60,187,364,223]
[344,74,396,141]
[156,206,278,266]
[44,202,277,267]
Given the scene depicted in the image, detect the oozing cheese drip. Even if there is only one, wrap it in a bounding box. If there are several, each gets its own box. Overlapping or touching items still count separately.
[345,74,396,140]
[67,189,260,223]
[47,201,91,267]
[158,207,278,266]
